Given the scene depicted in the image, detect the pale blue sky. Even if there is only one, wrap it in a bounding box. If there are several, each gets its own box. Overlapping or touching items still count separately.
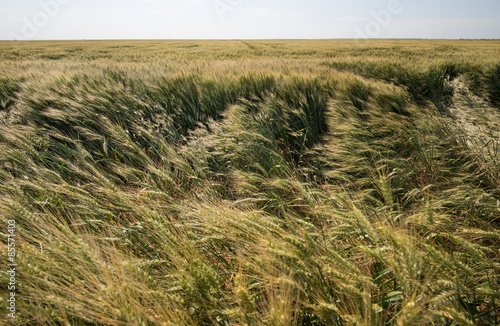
[1,0,499,40]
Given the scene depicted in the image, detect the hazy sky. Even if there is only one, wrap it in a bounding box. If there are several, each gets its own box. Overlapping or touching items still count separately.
[1,0,499,40]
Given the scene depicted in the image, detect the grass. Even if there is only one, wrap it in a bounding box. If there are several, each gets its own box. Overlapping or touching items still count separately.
[0,39,500,325]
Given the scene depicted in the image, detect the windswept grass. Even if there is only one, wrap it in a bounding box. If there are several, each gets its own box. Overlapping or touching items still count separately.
[487,64,500,108]
[1,40,499,325]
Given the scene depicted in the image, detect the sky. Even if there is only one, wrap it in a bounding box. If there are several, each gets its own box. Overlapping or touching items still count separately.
[1,0,499,40]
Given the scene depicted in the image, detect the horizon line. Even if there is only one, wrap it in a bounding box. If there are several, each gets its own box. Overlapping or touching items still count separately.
[2,38,500,42]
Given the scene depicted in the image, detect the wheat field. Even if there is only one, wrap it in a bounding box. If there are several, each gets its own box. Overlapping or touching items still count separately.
[0,39,500,325]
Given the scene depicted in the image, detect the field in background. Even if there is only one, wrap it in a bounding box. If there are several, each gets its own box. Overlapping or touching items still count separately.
[1,40,500,325]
